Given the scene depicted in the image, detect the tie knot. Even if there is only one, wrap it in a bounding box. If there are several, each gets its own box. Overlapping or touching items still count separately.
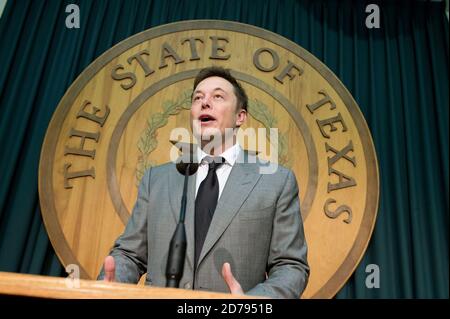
[204,156,225,171]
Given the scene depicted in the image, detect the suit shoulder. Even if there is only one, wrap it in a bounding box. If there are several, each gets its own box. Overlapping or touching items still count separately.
[141,162,176,181]
[149,162,175,172]
[273,163,294,175]
[244,152,293,177]
[254,158,294,178]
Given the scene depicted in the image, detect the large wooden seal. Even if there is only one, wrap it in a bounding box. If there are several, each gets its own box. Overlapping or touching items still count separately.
[39,20,379,298]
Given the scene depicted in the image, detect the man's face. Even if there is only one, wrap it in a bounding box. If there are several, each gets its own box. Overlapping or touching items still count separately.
[190,76,246,147]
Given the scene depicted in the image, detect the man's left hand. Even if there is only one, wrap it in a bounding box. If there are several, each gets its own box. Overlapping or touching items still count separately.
[221,262,244,295]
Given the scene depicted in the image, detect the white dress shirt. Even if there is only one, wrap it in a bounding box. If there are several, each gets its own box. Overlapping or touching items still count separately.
[195,143,241,199]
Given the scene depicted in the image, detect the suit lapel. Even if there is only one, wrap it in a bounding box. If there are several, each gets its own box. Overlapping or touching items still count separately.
[197,160,261,266]
[185,176,196,270]
[168,166,183,222]
[168,165,197,271]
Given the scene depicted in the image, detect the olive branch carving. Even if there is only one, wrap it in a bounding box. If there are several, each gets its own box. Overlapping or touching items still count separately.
[136,89,192,184]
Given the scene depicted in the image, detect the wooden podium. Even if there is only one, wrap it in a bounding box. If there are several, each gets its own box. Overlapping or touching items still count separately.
[0,272,254,299]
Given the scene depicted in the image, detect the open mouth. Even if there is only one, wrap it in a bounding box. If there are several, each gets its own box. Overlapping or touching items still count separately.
[198,114,216,123]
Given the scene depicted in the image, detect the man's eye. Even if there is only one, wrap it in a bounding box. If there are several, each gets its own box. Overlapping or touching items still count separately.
[214,95,223,99]
[194,96,201,101]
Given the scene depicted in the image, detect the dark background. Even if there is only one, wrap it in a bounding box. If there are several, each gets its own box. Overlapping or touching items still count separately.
[0,0,448,298]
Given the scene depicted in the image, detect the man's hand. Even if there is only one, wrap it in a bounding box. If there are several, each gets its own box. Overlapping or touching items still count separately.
[103,255,116,282]
[221,262,244,295]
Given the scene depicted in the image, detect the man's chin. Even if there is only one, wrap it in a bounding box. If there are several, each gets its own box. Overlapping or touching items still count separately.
[199,128,221,140]
[196,130,224,150]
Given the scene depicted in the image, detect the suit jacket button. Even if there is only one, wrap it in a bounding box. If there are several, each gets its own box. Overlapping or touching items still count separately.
[184,282,191,289]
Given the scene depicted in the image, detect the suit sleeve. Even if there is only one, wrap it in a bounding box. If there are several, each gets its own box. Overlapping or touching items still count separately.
[97,169,150,283]
[246,169,310,298]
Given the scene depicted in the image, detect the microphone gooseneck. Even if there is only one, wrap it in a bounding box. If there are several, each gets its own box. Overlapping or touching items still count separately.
[166,162,198,288]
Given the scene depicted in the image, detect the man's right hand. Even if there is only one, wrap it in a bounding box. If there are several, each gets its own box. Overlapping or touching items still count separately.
[103,255,116,282]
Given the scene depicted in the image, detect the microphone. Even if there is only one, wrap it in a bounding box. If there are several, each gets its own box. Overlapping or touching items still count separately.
[165,160,198,288]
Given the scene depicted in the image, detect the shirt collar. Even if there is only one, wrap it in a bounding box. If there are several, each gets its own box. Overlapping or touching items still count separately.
[197,143,241,167]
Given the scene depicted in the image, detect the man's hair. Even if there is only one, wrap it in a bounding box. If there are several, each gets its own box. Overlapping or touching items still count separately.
[192,66,248,111]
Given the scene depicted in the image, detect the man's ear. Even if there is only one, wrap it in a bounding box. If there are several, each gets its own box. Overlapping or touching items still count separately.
[235,108,247,127]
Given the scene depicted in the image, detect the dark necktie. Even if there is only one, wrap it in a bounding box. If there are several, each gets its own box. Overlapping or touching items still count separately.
[194,156,225,267]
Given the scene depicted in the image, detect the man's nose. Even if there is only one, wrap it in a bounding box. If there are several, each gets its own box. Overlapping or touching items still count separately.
[201,96,212,109]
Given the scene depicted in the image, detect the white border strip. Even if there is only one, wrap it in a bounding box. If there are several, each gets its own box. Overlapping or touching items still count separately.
[0,0,7,19]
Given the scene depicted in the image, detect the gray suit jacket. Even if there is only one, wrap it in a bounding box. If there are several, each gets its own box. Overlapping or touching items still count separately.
[98,152,309,298]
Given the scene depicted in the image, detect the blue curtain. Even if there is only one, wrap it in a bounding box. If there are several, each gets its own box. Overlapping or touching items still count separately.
[0,0,447,298]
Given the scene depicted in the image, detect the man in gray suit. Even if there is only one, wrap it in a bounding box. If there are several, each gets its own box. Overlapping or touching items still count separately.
[98,66,309,298]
